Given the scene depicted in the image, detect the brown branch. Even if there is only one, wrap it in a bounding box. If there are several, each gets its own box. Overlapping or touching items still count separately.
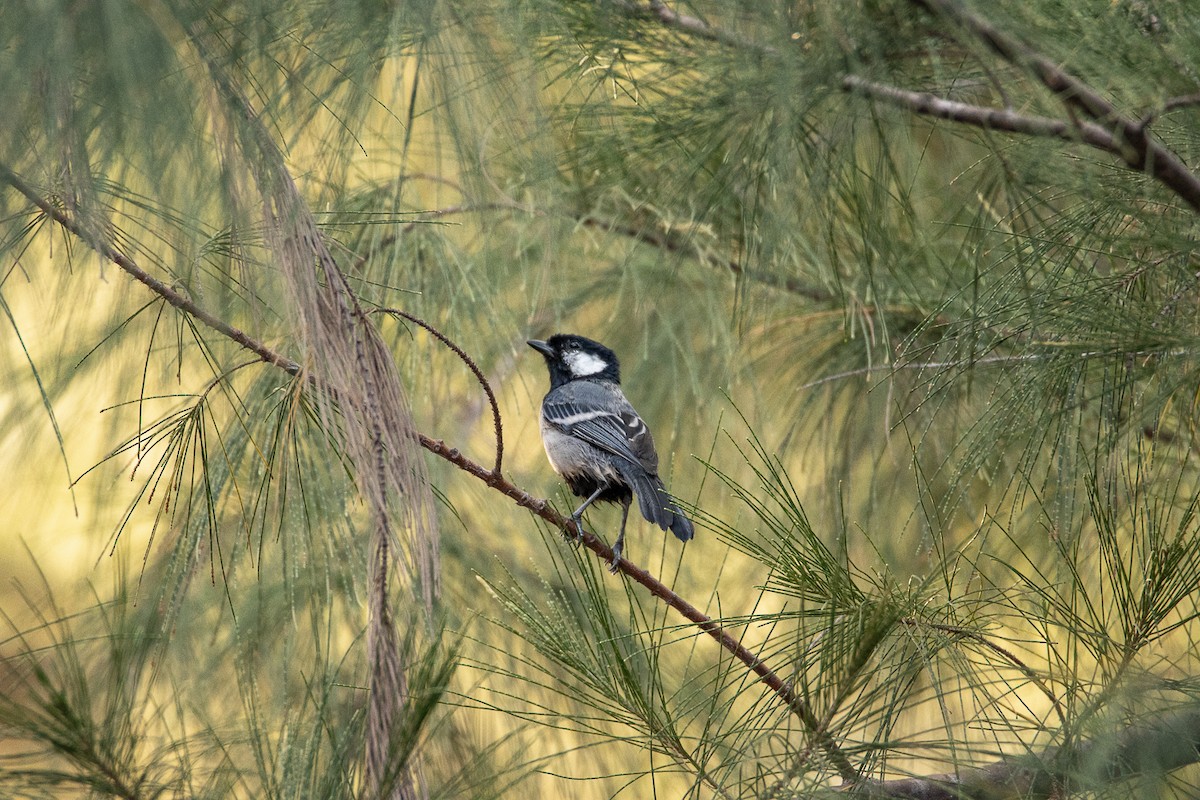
[415,436,861,782]
[1,164,860,785]
[0,165,300,377]
[609,0,1200,213]
[909,0,1200,212]
[840,75,1124,154]
[912,0,1115,120]
[846,708,1200,799]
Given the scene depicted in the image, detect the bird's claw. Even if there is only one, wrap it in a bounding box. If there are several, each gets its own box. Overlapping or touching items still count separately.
[569,515,586,544]
[608,539,623,573]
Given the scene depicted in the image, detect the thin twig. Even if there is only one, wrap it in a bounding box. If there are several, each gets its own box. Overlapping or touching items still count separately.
[1138,92,1200,130]
[911,619,1066,730]
[578,214,836,303]
[374,307,505,475]
[1160,92,1200,115]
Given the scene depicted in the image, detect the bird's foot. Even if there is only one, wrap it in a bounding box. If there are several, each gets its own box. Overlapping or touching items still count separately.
[607,538,623,573]
[569,514,586,544]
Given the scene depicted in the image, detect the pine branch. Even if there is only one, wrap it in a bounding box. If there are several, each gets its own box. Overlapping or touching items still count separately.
[0,165,299,376]
[907,0,1200,212]
[576,213,837,302]
[840,75,1124,154]
[0,163,861,785]
[612,0,1200,212]
[848,708,1200,800]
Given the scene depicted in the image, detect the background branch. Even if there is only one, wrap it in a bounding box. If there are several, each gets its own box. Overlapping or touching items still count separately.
[851,708,1200,799]
[614,0,1200,212]
[840,75,1123,154]
[577,213,837,302]
[908,0,1200,211]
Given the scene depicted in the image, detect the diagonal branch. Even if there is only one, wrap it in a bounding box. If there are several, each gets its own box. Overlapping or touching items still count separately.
[0,164,860,785]
[610,0,1200,212]
[840,71,1200,208]
[840,75,1123,154]
[577,213,836,302]
[419,438,861,782]
[909,0,1118,122]
[0,165,300,376]
[848,708,1200,799]
[908,0,1200,212]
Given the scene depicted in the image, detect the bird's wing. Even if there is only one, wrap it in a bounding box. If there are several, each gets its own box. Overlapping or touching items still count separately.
[542,382,661,476]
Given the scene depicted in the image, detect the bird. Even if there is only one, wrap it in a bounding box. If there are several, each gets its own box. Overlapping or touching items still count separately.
[527,333,694,571]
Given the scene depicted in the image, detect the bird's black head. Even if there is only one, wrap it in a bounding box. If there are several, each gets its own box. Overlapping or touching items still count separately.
[527,333,621,389]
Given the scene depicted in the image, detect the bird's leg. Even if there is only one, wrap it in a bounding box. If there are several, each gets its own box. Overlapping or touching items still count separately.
[609,497,631,573]
[569,485,606,543]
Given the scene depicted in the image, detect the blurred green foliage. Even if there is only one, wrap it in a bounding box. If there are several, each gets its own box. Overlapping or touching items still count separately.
[3,0,1200,797]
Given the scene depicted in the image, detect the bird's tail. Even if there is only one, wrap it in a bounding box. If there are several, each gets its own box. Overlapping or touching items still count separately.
[668,508,695,542]
[630,470,695,542]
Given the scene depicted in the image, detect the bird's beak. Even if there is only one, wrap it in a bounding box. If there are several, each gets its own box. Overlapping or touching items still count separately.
[527,339,554,357]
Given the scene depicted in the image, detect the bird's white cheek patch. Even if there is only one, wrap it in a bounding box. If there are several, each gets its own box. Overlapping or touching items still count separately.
[564,350,609,377]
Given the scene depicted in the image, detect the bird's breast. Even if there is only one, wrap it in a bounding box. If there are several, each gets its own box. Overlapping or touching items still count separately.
[539,418,621,482]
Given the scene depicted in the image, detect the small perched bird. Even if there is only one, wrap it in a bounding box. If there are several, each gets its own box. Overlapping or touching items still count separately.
[528,334,694,571]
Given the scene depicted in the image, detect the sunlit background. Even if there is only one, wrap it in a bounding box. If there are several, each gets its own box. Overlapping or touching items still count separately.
[3,2,1200,798]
